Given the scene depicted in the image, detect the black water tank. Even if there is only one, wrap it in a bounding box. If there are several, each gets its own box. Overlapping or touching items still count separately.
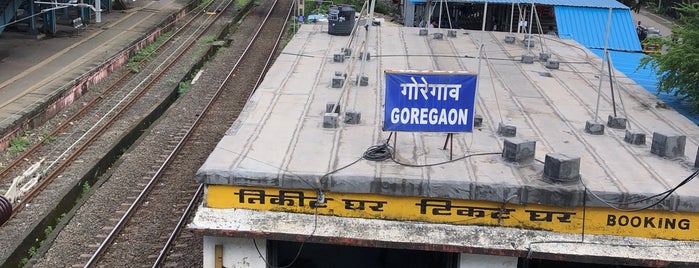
[0,195,11,225]
[328,5,355,36]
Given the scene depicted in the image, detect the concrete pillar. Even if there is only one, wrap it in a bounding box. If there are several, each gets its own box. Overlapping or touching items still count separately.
[203,236,267,268]
[459,253,517,268]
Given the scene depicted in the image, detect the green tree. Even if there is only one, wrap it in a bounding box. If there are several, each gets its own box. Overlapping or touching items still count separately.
[640,3,699,111]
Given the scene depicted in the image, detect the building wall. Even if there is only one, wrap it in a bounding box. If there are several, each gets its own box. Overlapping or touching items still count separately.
[460,253,518,268]
[203,236,267,268]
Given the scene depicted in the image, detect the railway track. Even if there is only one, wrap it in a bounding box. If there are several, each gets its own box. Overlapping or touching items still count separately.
[83,0,292,266]
[4,0,293,267]
[0,0,292,266]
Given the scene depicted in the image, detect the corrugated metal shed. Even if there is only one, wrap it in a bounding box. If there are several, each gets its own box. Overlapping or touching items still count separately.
[555,6,641,51]
[409,0,629,9]
[591,49,699,124]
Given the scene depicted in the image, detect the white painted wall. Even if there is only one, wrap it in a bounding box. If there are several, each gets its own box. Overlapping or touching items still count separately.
[203,236,268,268]
[459,253,518,268]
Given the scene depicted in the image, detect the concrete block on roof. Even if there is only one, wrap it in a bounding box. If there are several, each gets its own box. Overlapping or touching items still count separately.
[345,110,361,124]
[504,35,516,43]
[323,113,339,128]
[473,114,483,127]
[585,120,604,135]
[545,60,559,69]
[521,54,534,64]
[624,130,646,145]
[523,39,535,48]
[342,47,352,56]
[651,131,686,158]
[333,53,345,62]
[502,138,536,163]
[607,115,627,129]
[497,123,516,137]
[419,29,428,36]
[539,52,550,61]
[433,33,443,40]
[355,75,369,86]
[332,77,344,88]
[326,102,340,113]
[543,153,580,183]
[447,30,457,37]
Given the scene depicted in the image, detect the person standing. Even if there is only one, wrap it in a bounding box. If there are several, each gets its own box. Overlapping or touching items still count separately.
[633,0,644,13]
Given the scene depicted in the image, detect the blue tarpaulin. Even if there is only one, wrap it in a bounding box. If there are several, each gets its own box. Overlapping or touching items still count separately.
[591,49,699,124]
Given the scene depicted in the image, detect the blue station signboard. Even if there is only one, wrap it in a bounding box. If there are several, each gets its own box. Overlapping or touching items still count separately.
[383,70,478,132]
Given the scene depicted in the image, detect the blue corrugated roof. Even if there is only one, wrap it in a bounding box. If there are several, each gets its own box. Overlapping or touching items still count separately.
[590,49,699,124]
[555,6,641,51]
[409,0,629,9]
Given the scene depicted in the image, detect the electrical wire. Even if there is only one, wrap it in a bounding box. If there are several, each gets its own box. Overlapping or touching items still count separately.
[363,143,393,161]
[580,169,699,212]
[253,207,319,268]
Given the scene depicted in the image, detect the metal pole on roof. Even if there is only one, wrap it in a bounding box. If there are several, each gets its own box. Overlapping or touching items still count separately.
[526,1,534,55]
[593,8,613,122]
[482,1,488,31]
[475,2,487,128]
[607,53,630,128]
[509,0,514,33]
[351,0,375,112]
[532,1,546,53]
[438,0,443,28]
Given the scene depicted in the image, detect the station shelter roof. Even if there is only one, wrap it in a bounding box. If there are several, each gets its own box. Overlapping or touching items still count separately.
[556,6,642,52]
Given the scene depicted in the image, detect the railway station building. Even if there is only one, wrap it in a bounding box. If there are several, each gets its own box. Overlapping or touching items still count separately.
[188,0,699,267]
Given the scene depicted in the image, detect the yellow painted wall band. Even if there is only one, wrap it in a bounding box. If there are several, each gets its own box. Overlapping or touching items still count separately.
[207,185,697,241]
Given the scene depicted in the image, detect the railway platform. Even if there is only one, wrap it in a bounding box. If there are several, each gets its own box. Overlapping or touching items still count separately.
[0,0,186,151]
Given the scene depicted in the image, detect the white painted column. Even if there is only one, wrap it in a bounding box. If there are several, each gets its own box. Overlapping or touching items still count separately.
[459,253,518,268]
[203,236,267,268]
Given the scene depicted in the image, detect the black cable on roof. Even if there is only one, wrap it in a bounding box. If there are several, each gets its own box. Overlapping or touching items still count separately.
[580,169,699,212]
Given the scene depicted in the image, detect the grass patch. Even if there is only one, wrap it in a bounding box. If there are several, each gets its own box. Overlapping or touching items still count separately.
[199,0,213,9]
[81,181,91,197]
[235,0,250,9]
[9,136,30,153]
[127,32,172,73]
[41,131,57,145]
[200,35,216,44]
[178,81,191,94]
